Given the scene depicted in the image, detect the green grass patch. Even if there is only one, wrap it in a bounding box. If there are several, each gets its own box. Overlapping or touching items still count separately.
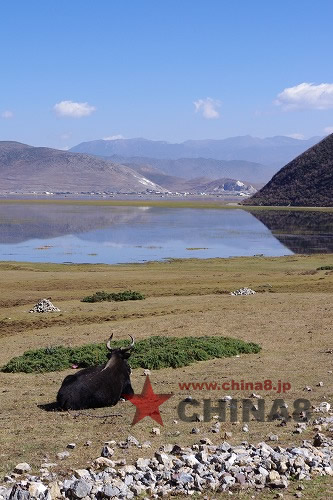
[81,290,145,302]
[317,265,333,270]
[1,336,261,373]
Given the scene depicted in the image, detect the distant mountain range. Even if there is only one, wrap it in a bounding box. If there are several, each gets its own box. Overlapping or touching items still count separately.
[0,141,165,193]
[0,141,258,195]
[1,135,329,202]
[244,133,333,207]
[109,156,272,184]
[70,135,321,168]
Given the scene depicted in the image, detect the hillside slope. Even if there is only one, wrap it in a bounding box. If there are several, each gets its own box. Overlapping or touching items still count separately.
[115,162,257,192]
[244,134,333,207]
[0,142,164,193]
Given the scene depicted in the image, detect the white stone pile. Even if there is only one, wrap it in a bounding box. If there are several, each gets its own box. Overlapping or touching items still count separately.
[29,299,60,313]
[2,432,333,499]
[230,287,256,296]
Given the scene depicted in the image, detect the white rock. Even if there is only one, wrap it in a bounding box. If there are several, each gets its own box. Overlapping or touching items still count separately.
[48,481,62,499]
[29,482,47,497]
[101,445,114,457]
[74,469,90,479]
[93,457,115,468]
[319,402,331,412]
[14,463,31,474]
[230,287,256,296]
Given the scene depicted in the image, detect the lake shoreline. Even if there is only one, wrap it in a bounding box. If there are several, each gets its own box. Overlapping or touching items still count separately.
[0,197,332,212]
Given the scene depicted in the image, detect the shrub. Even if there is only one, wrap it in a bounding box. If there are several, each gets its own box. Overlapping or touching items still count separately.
[317,265,333,271]
[81,290,145,303]
[1,336,261,373]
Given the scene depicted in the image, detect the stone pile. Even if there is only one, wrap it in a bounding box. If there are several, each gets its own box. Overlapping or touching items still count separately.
[29,299,60,313]
[230,287,256,296]
[2,434,333,499]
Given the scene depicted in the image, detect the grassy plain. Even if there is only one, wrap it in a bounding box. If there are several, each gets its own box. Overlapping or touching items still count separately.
[0,254,332,498]
[0,197,333,212]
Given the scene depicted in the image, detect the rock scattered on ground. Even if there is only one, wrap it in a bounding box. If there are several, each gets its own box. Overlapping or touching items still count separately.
[29,299,60,313]
[230,287,256,296]
[13,463,31,474]
[4,414,333,499]
[4,429,333,499]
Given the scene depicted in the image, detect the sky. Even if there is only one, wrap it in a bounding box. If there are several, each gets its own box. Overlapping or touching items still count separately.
[1,0,333,149]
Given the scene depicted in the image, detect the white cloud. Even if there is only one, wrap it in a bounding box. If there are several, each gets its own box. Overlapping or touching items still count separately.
[275,82,333,110]
[54,100,96,117]
[324,126,333,135]
[103,134,125,140]
[287,133,305,139]
[1,110,14,119]
[193,97,221,119]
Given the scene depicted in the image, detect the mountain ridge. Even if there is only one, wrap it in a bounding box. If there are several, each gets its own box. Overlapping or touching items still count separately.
[70,135,321,167]
[243,134,333,207]
[0,141,256,196]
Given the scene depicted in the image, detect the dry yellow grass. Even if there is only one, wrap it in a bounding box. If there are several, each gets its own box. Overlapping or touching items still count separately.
[0,254,332,497]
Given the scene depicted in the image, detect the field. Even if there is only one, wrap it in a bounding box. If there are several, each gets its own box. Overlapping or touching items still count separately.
[1,197,333,211]
[0,254,333,498]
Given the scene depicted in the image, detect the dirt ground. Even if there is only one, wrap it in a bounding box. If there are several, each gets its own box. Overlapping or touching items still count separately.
[0,254,332,497]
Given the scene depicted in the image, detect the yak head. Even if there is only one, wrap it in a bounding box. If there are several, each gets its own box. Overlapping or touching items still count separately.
[103,333,135,373]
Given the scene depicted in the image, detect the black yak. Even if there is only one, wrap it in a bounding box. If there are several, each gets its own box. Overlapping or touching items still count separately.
[56,334,135,410]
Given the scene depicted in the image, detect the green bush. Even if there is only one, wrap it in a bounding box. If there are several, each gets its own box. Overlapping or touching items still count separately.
[81,290,145,303]
[317,265,333,270]
[1,336,261,373]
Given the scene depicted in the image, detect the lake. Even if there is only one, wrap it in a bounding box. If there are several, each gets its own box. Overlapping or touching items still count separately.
[0,203,332,264]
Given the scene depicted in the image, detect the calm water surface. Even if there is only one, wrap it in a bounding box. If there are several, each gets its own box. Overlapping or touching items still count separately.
[0,204,331,264]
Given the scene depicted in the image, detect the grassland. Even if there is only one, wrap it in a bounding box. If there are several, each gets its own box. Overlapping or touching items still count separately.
[0,197,333,212]
[0,254,332,498]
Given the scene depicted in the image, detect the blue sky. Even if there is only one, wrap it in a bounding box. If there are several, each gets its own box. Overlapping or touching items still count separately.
[1,0,333,149]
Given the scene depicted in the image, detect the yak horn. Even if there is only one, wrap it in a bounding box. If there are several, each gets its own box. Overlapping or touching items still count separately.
[121,335,135,352]
[106,333,114,351]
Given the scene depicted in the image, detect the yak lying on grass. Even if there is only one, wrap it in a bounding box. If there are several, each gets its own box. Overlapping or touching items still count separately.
[56,334,135,410]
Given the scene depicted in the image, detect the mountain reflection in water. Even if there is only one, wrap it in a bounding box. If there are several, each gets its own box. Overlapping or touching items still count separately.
[0,203,331,264]
[251,210,333,254]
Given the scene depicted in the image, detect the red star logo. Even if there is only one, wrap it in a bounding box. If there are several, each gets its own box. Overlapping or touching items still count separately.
[123,376,173,426]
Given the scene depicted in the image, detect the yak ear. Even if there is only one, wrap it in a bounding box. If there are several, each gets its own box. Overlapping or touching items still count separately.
[122,352,132,359]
